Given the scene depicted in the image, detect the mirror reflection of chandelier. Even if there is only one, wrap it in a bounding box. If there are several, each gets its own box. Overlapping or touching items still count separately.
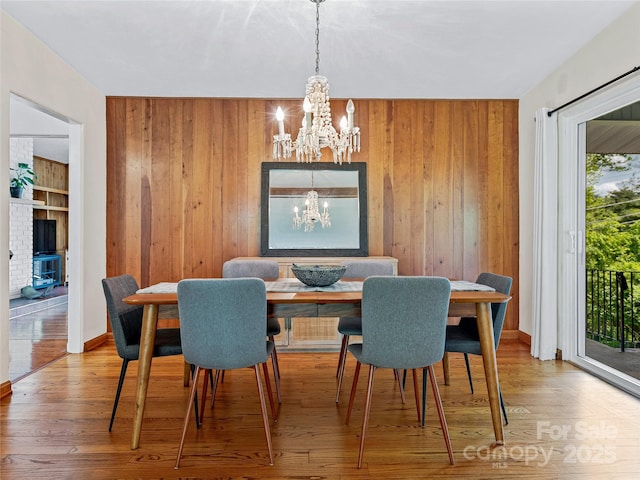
[293,173,331,232]
[273,0,360,165]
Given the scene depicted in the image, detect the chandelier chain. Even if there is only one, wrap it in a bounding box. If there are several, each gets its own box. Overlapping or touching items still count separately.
[315,0,321,75]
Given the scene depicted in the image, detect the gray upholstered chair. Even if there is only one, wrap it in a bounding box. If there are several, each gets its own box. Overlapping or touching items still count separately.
[175,278,277,468]
[444,272,512,425]
[335,259,395,402]
[223,259,281,384]
[102,274,183,432]
[344,276,454,468]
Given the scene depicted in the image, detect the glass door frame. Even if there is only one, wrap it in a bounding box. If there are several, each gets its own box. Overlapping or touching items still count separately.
[557,73,640,398]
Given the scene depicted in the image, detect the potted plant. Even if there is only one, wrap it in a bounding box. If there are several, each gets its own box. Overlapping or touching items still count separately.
[10,162,36,198]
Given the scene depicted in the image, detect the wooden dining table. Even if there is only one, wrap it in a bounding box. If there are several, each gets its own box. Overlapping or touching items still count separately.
[123,281,510,450]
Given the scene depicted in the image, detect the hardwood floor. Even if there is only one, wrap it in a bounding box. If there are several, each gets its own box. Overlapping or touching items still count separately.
[8,301,68,382]
[2,340,639,479]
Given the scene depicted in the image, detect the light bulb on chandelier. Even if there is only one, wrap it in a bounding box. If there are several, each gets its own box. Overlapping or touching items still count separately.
[273,0,360,164]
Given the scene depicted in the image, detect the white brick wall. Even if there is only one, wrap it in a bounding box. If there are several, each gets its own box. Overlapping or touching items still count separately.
[9,138,34,299]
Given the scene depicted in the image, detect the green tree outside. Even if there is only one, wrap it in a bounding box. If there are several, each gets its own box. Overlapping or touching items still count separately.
[585,153,640,348]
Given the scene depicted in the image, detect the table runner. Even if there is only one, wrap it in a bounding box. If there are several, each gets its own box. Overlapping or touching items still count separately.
[450,280,495,292]
[265,278,363,292]
[136,282,178,294]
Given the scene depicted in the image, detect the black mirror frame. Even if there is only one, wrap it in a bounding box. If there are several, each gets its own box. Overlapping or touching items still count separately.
[260,161,368,257]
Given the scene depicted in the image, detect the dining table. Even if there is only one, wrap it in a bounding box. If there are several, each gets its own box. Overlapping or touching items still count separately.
[123,278,510,450]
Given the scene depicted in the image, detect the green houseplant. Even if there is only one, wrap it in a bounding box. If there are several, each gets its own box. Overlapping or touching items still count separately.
[10,162,36,198]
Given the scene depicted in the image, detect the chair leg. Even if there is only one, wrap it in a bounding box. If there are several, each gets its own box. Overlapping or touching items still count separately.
[210,370,221,409]
[109,358,129,432]
[357,364,376,469]
[199,369,210,426]
[427,365,454,465]
[261,362,278,421]
[464,353,474,394]
[336,334,348,376]
[396,369,406,404]
[345,361,361,425]
[175,366,201,469]
[412,368,421,424]
[335,335,350,403]
[254,364,274,466]
[189,364,200,428]
[421,367,427,428]
[499,385,509,425]
[271,350,282,404]
[442,352,450,386]
[269,336,281,380]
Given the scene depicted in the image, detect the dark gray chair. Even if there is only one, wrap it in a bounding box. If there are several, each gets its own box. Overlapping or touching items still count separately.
[344,276,455,469]
[335,259,395,402]
[175,278,277,468]
[102,274,183,432]
[444,272,512,425]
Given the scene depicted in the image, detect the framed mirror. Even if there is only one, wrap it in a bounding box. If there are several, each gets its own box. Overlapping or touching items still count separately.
[261,162,368,257]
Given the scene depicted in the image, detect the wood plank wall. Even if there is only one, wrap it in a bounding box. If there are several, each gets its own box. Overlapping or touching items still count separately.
[106,98,519,331]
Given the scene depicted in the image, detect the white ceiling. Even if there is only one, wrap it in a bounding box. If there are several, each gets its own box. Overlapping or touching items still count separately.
[3,0,636,99]
[3,0,638,162]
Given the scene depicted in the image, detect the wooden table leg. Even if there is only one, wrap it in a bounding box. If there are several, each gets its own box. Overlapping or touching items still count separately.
[476,301,505,446]
[131,303,159,450]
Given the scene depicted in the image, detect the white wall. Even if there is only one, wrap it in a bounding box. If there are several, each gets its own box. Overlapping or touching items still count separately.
[518,2,640,336]
[1,11,106,385]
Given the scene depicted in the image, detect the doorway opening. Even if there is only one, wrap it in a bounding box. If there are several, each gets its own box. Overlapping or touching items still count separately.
[8,94,71,381]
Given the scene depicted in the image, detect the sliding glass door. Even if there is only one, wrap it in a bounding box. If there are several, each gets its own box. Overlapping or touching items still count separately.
[558,75,640,397]
[584,107,640,382]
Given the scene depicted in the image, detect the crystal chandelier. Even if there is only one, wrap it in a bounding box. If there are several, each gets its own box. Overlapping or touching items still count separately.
[273,0,360,164]
[293,173,331,232]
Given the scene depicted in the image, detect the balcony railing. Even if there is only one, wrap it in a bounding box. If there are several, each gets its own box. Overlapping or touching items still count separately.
[586,269,640,351]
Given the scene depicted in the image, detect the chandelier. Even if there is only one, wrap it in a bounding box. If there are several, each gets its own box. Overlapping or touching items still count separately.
[273,0,360,164]
[293,173,331,232]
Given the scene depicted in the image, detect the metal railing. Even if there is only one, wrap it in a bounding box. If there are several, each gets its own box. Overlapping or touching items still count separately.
[586,270,640,351]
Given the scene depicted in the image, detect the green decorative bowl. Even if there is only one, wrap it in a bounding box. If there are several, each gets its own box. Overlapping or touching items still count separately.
[291,264,347,287]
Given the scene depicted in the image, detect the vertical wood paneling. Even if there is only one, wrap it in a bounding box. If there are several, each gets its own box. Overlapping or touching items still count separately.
[476,102,490,276]
[366,100,391,256]
[422,102,435,275]
[487,100,505,275]
[462,101,480,280]
[190,99,217,278]
[247,99,266,256]
[409,101,425,276]
[502,101,520,330]
[149,99,173,282]
[222,100,239,258]
[106,97,520,331]
[124,98,145,283]
[391,101,414,273]
[451,101,465,278]
[432,101,454,278]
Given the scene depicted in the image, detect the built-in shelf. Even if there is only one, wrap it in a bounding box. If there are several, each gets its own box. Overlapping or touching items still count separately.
[32,185,69,212]
[33,185,69,195]
[34,205,69,212]
[9,197,45,206]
